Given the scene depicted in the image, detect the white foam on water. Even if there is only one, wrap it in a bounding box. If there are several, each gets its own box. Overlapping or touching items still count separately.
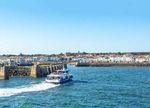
[0,82,59,97]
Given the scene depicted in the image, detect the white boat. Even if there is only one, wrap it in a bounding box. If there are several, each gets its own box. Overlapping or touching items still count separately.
[45,68,73,84]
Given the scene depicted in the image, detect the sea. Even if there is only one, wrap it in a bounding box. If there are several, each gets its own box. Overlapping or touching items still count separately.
[0,65,150,108]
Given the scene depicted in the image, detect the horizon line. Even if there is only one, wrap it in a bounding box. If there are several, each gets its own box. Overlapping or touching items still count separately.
[0,51,150,55]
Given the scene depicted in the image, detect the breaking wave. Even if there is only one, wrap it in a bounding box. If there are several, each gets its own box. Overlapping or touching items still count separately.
[0,82,59,97]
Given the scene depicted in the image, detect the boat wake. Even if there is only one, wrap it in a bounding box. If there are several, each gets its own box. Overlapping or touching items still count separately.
[0,82,59,97]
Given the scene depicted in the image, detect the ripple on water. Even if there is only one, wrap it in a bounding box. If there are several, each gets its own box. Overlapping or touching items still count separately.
[0,82,59,97]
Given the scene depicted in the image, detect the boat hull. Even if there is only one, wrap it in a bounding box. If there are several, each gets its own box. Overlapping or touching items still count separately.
[45,78,72,84]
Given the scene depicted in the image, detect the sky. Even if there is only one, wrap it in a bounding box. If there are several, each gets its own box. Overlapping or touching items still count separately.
[0,0,150,54]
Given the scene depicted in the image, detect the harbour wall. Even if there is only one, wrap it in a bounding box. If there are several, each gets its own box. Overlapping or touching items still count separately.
[0,66,9,80]
[0,63,66,80]
[75,62,150,67]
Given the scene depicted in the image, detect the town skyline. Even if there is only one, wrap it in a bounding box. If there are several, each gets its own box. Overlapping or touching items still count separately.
[0,51,150,56]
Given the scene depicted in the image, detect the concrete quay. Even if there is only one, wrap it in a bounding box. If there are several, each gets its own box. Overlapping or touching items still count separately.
[75,62,150,67]
[0,62,66,80]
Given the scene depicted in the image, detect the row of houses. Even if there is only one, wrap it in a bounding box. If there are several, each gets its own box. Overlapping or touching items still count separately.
[71,53,150,64]
[0,56,62,66]
[0,53,150,66]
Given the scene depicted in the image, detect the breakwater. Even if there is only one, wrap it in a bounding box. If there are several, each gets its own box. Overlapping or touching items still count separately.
[0,63,66,80]
[75,62,150,67]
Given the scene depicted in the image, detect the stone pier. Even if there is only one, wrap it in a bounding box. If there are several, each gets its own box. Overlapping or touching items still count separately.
[30,63,66,78]
[30,64,38,78]
[0,63,67,80]
[0,66,9,80]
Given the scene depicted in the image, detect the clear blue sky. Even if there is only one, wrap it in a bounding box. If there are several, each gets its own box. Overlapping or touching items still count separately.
[0,0,150,54]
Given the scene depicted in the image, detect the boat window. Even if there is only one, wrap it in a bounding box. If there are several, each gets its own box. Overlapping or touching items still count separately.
[47,76,60,80]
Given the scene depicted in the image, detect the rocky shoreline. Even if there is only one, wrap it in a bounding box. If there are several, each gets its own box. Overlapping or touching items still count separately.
[75,62,150,67]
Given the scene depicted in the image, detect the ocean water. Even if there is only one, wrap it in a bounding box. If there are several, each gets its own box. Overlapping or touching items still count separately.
[0,65,150,108]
